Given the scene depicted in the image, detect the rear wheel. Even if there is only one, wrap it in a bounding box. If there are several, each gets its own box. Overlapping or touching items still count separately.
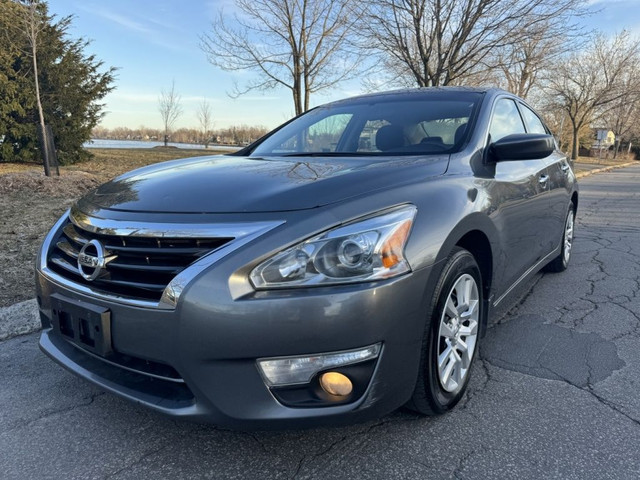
[544,202,575,273]
[407,247,482,415]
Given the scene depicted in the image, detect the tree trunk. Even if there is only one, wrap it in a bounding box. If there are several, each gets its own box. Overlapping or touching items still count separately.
[293,81,303,116]
[304,74,310,113]
[571,125,579,160]
[45,124,60,175]
[31,36,51,176]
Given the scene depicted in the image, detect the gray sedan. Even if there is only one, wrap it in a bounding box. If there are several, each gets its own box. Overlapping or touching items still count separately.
[36,87,577,428]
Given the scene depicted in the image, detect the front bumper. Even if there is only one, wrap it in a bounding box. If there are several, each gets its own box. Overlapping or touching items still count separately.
[36,262,433,429]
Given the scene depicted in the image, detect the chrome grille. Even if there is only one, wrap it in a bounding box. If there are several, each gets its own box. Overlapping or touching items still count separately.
[48,220,234,301]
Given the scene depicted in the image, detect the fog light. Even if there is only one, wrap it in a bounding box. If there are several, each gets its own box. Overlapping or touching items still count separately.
[257,343,381,387]
[319,372,353,396]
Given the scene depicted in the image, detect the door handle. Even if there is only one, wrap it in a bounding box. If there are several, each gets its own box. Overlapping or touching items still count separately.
[539,174,549,185]
[561,163,570,172]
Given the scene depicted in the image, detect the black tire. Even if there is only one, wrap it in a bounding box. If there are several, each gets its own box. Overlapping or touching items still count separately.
[544,202,575,273]
[407,247,483,415]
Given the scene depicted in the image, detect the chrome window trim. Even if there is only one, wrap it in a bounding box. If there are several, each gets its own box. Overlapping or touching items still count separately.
[39,209,285,310]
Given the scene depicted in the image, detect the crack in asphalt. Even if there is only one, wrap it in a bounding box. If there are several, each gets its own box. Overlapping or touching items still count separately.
[102,443,170,479]
[291,433,353,479]
[458,358,492,411]
[290,416,422,479]
[189,424,273,455]
[484,348,640,428]
[1,392,106,435]
[536,193,640,342]
[584,387,640,429]
[290,420,389,479]
[451,447,477,479]
[608,301,640,341]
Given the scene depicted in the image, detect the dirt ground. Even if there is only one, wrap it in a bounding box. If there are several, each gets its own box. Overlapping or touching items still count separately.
[0,148,226,307]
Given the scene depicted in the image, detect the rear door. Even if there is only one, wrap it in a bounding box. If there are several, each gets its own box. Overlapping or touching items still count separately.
[518,102,570,253]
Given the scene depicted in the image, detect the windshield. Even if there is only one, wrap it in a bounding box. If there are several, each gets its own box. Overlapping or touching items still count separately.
[251,93,481,157]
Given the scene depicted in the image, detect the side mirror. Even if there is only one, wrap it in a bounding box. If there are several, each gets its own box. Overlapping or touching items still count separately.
[490,134,555,161]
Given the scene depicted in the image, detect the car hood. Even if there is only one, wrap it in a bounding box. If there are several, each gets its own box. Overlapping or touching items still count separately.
[78,154,449,214]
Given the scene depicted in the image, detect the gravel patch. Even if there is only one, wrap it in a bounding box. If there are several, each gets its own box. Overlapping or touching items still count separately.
[0,298,40,341]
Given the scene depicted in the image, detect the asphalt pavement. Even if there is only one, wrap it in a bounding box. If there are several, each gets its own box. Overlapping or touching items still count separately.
[1,165,639,479]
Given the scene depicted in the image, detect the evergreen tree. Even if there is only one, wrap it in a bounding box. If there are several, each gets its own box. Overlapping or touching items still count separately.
[0,0,115,165]
[0,1,34,162]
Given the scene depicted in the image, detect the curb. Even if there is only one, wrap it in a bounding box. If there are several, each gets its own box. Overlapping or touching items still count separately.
[575,161,636,179]
[0,299,41,341]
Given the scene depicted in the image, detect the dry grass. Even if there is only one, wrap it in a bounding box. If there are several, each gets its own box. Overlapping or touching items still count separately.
[0,162,43,174]
[0,171,101,197]
[0,147,232,307]
[0,146,225,183]
[65,147,222,182]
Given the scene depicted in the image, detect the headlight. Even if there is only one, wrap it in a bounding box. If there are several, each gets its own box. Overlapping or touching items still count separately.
[250,205,416,289]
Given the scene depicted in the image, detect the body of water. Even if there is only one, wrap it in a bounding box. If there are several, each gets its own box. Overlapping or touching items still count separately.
[85,139,240,152]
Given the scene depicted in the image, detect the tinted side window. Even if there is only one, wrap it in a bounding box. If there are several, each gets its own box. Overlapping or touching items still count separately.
[267,113,353,153]
[489,99,526,142]
[520,104,547,134]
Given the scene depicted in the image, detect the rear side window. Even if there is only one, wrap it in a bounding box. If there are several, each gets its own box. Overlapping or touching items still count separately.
[489,99,526,142]
[519,104,547,134]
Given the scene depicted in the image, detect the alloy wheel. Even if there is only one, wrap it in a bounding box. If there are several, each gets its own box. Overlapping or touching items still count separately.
[437,273,479,393]
[563,210,574,265]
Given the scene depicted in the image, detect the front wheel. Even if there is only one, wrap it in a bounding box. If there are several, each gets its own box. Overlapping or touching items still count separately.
[407,247,482,415]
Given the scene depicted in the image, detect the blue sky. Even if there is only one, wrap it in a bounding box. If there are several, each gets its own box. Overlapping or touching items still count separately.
[49,0,640,131]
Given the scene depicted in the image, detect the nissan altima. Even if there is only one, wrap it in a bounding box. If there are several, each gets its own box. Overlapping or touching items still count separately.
[36,87,577,429]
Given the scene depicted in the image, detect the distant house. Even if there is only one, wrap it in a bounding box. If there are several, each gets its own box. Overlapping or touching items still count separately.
[584,128,615,157]
[593,129,615,148]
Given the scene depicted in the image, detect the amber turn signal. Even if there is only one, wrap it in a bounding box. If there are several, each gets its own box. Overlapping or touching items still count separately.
[381,219,412,268]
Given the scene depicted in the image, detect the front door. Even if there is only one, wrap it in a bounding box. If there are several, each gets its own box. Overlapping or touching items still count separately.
[486,98,551,294]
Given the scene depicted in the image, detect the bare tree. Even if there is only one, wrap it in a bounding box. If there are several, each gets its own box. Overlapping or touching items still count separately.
[361,0,587,89]
[599,71,640,158]
[493,24,583,100]
[200,0,362,116]
[14,0,54,176]
[197,98,213,148]
[158,80,182,147]
[545,31,640,160]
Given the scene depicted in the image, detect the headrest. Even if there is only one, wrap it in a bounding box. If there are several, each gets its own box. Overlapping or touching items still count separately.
[455,123,468,144]
[376,125,404,152]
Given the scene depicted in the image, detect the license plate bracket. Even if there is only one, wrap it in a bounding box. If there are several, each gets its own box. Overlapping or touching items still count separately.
[50,294,112,357]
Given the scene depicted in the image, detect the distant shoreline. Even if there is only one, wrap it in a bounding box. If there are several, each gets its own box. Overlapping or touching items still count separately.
[85,138,240,152]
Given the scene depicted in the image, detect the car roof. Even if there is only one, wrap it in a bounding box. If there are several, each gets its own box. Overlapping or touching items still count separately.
[324,86,506,108]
